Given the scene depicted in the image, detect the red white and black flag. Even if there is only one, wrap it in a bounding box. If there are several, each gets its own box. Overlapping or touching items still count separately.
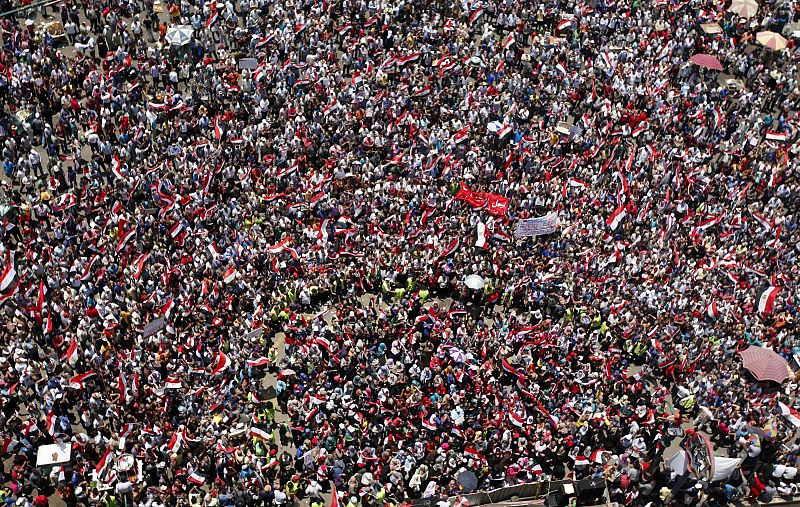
[756,286,780,315]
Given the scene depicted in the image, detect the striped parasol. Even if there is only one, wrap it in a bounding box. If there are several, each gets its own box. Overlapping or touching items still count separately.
[739,345,789,383]
[689,53,724,71]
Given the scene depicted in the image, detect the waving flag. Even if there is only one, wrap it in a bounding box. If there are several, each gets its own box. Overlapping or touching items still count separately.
[116,226,136,253]
[205,8,219,28]
[0,251,18,294]
[249,427,270,440]
[63,337,78,365]
[212,350,230,375]
[69,372,96,390]
[606,206,627,230]
[246,357,271,368]
[468,7,484,25]
[111,155,125,179]
[756,286,780,315]
[167,429,185,453]
[556,18,574,32]
[435,237,460,263]
[188,471,206,484]
[222,266,237,284]
[76,255,98,282]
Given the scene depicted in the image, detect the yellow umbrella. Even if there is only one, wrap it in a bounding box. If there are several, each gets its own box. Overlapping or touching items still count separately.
[756,31,788,50]
[728,0,758,18]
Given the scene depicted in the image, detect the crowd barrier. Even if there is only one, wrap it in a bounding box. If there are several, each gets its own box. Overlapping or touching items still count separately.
[410,480,574,507]
[453,480,572,506]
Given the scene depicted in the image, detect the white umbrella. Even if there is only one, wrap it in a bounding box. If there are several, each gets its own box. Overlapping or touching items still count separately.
[165,25,194,46]
[464,274,485,290]
[728,0,758,18]
[756,31,788,50]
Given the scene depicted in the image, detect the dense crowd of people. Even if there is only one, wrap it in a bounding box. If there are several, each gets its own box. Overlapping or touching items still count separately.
[1,0,800,504]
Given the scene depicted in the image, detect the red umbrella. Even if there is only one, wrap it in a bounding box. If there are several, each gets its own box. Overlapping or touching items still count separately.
[739,346,789,383]
[689,53,724,71]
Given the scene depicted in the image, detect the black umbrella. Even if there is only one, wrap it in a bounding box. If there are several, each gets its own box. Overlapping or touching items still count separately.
[456,471,478,493]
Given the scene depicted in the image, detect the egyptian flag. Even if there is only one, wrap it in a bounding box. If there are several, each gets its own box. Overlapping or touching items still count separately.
[606,205,626,230]
[706,301,719,319]
[421,415,437,431]
[206,8,219,28]
[399,53,422,66]
[556,18,573,32]
[69,372,96,390]
[475,222,489,249]
[63,337,78,365]
[508,404,526,427]
[268,237,292,254]
[45,411,57,437]
[501,33,515,49]
[331,484,340,507]
[500,357,525,380]
[212,350,230,375]
[96,448,114,480]
[756,286,780,315]
[766,131,788,142]
[453,125,470,143]
[249,427,270,440]
[120,424,135,438]
[43,311,54,334]
[167,429,184,453]
[590,449,609,463]
[133,252,149,280]
[464,447,485,461]
[34,279,45,319]
[188,471,206,484]
[337,23,353,35]
[161,297,175,317]
[412,85,432,98]
[119,370,127,403]
[111,155,125,179]
[247,357,271,368]
[254,34,273,48]
[574,455,590,467]
[164,376,182,389]
[223,266,236,284]
[435,237,460,263]
[468,7,484,25]
[779,402,800,427]
[116,226,136,253]
[76,255,98,282]
[213,115,223,140]
[169,221,184,240]
[305,407,319,422]
[0,251,18,294]
[1,437,19,456]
